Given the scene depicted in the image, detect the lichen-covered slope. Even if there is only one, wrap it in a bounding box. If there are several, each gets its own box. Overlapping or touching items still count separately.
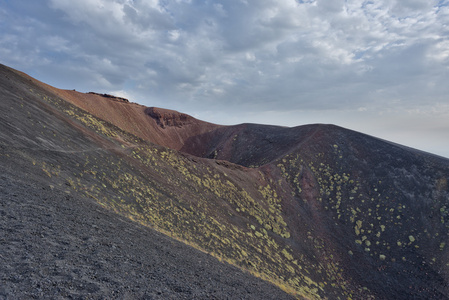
[1,64,448,299]
[272,126,449,299]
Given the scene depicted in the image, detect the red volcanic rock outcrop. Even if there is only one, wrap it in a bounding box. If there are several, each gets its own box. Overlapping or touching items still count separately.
[145,107,194,128]
[24,87,222,151]
[3,65,223,154]
[2,66,221,151]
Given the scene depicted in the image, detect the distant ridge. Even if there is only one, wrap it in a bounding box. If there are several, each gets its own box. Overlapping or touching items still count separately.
[87,91,129,102]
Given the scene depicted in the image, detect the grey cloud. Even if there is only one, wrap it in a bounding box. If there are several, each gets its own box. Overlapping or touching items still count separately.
[122,3,174,30]
[391,0,437,17]
[315,0,346,14]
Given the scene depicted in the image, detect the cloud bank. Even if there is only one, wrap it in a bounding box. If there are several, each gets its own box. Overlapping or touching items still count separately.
[1,0,449,157]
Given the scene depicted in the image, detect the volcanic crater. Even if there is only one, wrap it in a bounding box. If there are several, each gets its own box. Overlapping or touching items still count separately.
[1,63,449,299]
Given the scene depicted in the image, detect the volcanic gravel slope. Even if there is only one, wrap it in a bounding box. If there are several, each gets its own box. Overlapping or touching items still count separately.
[0,170,294,299]
[0,64,295,299]
[2,63,449,299]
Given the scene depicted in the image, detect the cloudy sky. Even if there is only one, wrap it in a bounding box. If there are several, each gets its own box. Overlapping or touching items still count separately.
[1,0,449,158]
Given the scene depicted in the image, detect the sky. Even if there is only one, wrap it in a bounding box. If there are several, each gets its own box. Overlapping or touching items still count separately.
[1,0,449,158]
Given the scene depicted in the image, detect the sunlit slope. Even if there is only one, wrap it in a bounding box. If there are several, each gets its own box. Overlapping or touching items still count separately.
[1,64,448,299]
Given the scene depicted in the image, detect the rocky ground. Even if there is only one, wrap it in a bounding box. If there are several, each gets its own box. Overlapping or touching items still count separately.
[2,63,449,299]
[0,169,294,300]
